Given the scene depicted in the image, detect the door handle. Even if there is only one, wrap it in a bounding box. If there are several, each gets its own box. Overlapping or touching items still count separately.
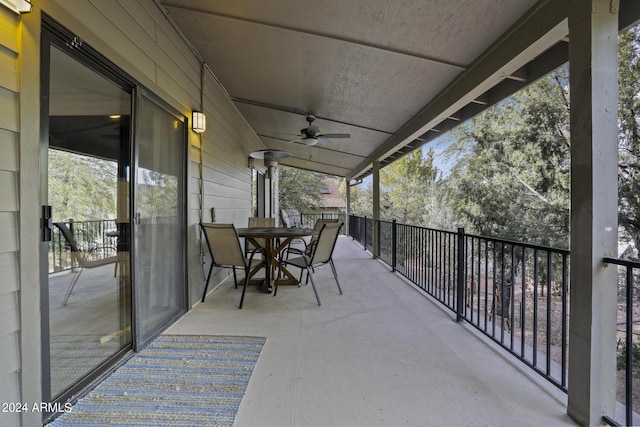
[42,205,53,242]
[135,212,141,225]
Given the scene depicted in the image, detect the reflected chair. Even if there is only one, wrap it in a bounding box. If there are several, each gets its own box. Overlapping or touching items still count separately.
[200,223,266,309]
[278,222,343,306]
[54,222,119,306]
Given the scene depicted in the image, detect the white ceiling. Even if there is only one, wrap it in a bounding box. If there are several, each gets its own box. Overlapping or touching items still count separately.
[158,0,637,179]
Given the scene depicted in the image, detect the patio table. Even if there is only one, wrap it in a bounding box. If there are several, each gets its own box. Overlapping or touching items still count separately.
[237,227,314,291]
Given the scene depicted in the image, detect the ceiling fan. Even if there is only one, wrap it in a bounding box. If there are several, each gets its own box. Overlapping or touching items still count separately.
[289,115,350,146]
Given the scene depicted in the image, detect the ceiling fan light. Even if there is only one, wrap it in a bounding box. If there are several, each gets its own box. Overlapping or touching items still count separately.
[302,137,318,146]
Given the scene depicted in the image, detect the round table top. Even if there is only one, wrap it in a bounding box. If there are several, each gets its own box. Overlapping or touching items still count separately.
[237,227,313,238]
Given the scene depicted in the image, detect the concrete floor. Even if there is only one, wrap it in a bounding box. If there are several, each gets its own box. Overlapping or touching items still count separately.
[167,236,578,427]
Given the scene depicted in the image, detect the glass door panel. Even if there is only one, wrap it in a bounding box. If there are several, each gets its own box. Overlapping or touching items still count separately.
[45,45,132,400]
[134,95,186,345]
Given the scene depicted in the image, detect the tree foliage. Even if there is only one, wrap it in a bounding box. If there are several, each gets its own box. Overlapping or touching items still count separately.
[380,149,453,228]
[278,166,328,213]
[618,27,640,252]
[443,67,571,247]
[346,181,373,218]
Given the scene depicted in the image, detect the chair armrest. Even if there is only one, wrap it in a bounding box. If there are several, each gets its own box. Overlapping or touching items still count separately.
[247,246,267,265]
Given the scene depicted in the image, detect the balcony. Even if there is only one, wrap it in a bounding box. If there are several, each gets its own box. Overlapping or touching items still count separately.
[167,236,576,426]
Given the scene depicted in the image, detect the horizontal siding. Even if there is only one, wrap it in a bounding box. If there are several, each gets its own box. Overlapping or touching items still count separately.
[0,6,20,426]
[0,8,18,53]
[0,293,19,338]
[0,212,18,254]
[0,170,17,211]
[0,87,18,132]
[0,129,18,171]
[0,253,18,293]
[0,47,18,93]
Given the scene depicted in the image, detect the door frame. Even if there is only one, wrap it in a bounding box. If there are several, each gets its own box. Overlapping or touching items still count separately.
[39,15,188,419]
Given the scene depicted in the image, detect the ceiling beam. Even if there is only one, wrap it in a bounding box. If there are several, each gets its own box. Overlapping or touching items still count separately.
[233,97,395,135]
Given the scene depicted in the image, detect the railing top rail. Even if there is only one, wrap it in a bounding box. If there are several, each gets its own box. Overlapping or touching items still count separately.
[347,214,569,255]
[464,232,570,255]
[603,257,640,268]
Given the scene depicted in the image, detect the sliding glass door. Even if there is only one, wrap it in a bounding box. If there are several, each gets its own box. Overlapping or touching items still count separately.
[41,21,187,411]
[42,34,133,403]
[134,94,187,346]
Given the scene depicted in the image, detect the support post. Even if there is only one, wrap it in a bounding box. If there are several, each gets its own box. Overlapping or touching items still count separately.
[345,179,351,236]
[567,0,619,424]
[372,161,380,259]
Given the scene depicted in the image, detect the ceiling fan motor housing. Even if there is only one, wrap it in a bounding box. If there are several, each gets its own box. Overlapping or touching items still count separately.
[302,124,319,137]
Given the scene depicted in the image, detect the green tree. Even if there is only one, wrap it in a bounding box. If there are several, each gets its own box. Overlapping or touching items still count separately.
[444,66,571,247]
[278,166,328,213]
[380,149,451,228]
[345,181,373,217]
[381,150,435,223]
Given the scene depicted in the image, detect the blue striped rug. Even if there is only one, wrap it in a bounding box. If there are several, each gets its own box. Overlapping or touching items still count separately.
[48,335,266,427]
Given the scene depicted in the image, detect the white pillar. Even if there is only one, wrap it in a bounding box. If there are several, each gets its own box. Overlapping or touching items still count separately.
[567,0,619,424]
[345,178,351,235]
[372,161,380,258]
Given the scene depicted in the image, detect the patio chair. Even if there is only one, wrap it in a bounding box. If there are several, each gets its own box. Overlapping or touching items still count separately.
[54,222,119,306]
[285,218,339,259]
[278,222,344,306]
[200,223,266,309]
[280,209,306,228]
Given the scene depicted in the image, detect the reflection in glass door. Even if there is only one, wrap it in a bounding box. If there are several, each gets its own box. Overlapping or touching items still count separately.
[44,42,132,401]
[134,95,186,346]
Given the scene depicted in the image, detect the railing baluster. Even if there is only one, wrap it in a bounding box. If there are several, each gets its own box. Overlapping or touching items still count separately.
[546,251,552,377]
[533,249,539,368]
[521,247,527,359]
[561,253,568,388]
[456,228,465,322]
[626,264,633,427]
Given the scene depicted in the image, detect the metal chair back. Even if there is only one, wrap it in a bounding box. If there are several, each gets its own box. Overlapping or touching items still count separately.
[310,222,343,265]
[201,223,246,268]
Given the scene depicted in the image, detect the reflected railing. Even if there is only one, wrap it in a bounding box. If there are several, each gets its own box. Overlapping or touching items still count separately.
[49,219,118,273]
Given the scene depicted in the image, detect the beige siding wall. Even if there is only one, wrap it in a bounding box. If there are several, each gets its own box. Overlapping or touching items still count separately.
[0,6,21,427]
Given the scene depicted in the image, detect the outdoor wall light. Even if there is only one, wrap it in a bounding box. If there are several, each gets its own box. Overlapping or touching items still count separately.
[192,111,206,133]
[0,0,31,13]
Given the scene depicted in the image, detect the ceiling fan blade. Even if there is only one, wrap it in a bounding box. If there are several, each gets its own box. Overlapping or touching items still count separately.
[318,133,350,139]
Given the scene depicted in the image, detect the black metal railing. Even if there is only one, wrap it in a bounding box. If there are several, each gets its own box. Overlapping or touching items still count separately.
[301,212,347,233]
[348,215,373,252]
[49,219,118,273]
[348,215,570,392]
[603,257,640,427]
